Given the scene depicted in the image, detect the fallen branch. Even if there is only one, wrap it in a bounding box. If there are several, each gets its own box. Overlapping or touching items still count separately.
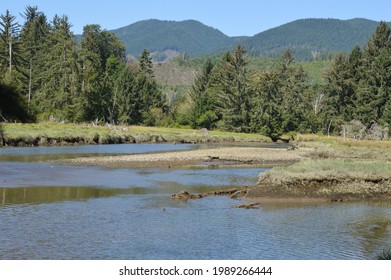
[232,202,259,209]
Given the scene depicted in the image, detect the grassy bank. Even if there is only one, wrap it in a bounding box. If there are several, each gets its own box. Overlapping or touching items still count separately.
[247,135,391,201]
[0,122,270,147]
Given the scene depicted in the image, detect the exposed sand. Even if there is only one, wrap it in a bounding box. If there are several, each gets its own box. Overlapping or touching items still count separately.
[61,147,306,168]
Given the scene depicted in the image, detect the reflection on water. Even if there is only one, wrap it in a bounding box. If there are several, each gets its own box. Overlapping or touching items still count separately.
[0,144,391,260]
[354,210,391,258]
[0,186,148,207]
[0,161,263,190]
[0,143,196,162]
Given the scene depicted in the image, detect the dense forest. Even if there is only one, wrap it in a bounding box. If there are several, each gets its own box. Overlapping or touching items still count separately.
[1,7,390,141]
[243,18,382,60]
[110,18,383,61]
[113,19,234,58]
[0,6,165,126]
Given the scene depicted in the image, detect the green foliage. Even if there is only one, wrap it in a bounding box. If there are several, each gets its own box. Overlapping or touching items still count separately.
[355,22,391,127]
[114,65,137,124]
[0,81,32,122]
[0,10,22,77]
[252,70,285,141]
[0,7,166,126]
[33,15,80,121]
[250,50,311,140]
[189,58,215,129]
[112,51,165,125]
[323,53,356,131]
[209,45,253,132]
[19,6,50,109]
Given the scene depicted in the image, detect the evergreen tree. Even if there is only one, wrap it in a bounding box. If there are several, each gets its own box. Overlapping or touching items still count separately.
[189,58,216,129]
[323,53,356,133]
[34,15,80,121]
[251,50,310,140]
[135,49,166,125]
[79,24,125,121]
[278,50,309,133]
[19,6,50,110]
[348,45,362,79]
[139,49,154,77]
[105,55,125,124]
[252,70,284,141]
[356,22,391,127]
[210,45,252,132]
[115,65,138,124]
[0,10,21,81]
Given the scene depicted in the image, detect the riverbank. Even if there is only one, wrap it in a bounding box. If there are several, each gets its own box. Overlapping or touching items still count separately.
[2,123,390,202]
[61,134,391,201]
[246,159,391,201]
[0,122,270,147]
[246,136,391,202]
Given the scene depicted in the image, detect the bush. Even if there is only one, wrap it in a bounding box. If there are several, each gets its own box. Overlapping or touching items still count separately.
[195,110,218,130]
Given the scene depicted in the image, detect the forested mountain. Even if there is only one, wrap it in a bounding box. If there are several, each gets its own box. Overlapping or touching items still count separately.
[111,19,235,59]
[111,18,386,61]
[242,18,382,60]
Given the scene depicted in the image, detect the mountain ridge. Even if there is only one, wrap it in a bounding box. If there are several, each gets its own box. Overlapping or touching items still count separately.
[106,18,387,60]
[242,18,381,59]
[112,19,235,58]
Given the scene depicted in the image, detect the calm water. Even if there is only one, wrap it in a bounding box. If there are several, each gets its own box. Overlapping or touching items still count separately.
[0,144,390,260]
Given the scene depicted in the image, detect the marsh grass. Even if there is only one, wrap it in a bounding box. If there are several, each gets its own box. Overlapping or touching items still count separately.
[260,135,391,181]
[260,159,391,184]
[1,122,270,146]
[296,134,391,161]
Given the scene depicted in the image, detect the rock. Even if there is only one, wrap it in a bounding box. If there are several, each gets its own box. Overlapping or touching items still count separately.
[207,156,220,160]
[171,191,204,200]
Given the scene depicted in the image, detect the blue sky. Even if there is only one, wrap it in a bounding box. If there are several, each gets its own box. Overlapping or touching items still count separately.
[1,0,390,36]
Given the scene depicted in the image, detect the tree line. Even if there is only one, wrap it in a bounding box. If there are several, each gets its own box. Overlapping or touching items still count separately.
[0,6,165,125]
[187,22,391,140]
[1,6,390,141]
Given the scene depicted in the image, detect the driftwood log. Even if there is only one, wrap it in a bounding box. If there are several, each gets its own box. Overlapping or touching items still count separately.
[232,202,260,209]
[171,187,249,200]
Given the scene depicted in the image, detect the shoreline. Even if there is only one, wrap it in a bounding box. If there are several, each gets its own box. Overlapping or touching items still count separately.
[59,147,304,168]
[0,123,271,148]
[2,123,390,202]
[60,144,391,202]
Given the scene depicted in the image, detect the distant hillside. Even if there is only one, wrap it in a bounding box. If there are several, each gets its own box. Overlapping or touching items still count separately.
[111,19,235,59]
[242,18,381,60]
[106,18,387,61]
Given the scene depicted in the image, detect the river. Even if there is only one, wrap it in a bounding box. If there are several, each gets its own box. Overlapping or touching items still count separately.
[0,144,390,259]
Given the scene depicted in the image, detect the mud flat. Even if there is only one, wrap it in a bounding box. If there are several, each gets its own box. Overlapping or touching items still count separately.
[61,147,305,168]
